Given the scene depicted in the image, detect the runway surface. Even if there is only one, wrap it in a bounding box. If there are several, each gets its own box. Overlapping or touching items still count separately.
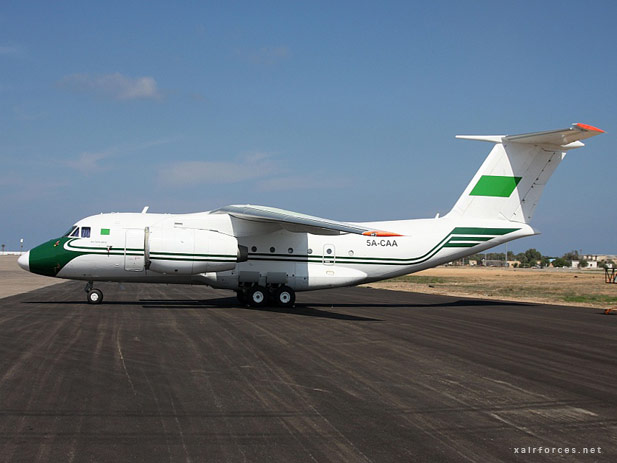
[0,282,616,462]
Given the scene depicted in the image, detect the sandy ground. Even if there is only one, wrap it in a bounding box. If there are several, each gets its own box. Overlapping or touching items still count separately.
[364,266,617,309]
[0,256,64,299]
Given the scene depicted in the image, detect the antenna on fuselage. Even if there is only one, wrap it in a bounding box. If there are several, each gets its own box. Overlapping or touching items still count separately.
[141,206,149,214]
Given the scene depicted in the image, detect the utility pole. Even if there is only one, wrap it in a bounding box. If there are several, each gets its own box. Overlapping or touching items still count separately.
[20,238,24,254]
[505,242,508,268]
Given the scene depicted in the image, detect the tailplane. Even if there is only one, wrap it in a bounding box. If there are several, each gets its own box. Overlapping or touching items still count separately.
[446,123,603,223]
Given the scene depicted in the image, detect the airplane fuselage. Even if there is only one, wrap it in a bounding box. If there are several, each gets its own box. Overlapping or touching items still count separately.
[23,211,534,292]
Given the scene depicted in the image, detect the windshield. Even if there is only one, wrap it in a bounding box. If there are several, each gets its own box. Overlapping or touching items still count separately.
[63,226,78,237]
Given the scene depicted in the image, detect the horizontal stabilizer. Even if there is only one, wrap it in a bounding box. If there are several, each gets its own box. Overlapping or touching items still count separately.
[457,123,604,149]
[504,123,604,146]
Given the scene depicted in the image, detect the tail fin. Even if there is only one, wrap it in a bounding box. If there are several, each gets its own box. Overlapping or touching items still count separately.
[446,123,603,223]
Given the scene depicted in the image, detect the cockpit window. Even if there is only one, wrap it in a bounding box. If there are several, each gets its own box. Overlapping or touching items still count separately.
[64,226,78,237]
[70,228,80,237]
[81,227,91,238]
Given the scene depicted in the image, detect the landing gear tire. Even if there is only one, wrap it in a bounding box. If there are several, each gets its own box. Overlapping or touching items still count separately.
[87,289,103,304]
[274,286,295,308]
[236,290,246,305]
[247,286,268,308]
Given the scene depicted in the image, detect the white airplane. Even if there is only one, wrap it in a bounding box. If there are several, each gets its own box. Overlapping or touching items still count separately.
[18,123,603,306]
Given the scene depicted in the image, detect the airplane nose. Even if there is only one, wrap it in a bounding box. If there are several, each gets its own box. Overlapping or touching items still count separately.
[18,251,30,272]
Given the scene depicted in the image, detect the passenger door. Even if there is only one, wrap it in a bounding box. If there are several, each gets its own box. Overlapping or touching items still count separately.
[124,229,145,271]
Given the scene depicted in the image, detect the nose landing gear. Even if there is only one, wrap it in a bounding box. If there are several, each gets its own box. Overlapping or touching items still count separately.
[85,281,104,304]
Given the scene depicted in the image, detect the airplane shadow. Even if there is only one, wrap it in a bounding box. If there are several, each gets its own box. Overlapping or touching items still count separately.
[140,297,382,321]
[306,299,533,309]
[23,297,381,322]
[22,296,535,320]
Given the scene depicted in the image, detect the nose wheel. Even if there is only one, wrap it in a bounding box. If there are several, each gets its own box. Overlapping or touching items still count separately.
[85,281,103,304]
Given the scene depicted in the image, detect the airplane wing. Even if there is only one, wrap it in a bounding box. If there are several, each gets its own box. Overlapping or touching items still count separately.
[212,204,401,236]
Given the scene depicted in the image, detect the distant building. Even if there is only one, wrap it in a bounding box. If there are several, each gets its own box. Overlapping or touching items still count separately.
[483,259,507,267]
[571,259,598,269]
[583,254,617,262]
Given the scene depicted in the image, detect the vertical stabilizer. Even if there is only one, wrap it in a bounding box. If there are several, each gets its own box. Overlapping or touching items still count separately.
[446,123,603,224]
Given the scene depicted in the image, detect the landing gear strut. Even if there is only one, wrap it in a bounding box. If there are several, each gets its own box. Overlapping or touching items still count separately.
[85,281,103,304]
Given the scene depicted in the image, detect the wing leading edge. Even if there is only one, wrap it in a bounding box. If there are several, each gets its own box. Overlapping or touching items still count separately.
[212,204,401,236]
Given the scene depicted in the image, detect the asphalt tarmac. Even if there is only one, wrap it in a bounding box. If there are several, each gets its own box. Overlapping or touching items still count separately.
[0,282,616,462]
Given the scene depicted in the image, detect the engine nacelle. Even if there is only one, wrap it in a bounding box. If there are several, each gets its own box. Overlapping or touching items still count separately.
[146,227,242,275]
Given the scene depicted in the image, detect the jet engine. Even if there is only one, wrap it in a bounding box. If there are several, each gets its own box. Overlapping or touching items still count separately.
[145,227,246,275]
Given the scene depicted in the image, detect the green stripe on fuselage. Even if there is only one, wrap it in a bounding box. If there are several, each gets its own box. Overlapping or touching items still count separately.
[452,227,520,235]
[448,236,492,242]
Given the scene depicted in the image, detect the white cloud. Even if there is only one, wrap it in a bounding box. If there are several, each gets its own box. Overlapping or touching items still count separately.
[66,151,110,174]
[59,72,162,100]
[257,175,352,192]
[0,173,68,202]
[160,153,352,192]
[0,45,20,55]
[66,138,176,174]
[161,153,277,187]
[13,104,45,121]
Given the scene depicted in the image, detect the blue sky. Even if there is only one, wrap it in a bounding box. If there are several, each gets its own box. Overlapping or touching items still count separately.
[1,1,615,255]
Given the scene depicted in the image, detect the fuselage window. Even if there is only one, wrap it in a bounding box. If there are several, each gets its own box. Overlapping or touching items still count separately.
[69,227,79,237]
[81,227,91,238]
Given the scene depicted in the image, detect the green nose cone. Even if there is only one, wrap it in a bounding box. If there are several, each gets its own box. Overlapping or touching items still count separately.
[29,237,76,277]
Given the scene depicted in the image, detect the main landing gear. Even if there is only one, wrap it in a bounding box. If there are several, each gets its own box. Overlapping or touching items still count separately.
[237,285,296,308]
[85,281,103,304]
